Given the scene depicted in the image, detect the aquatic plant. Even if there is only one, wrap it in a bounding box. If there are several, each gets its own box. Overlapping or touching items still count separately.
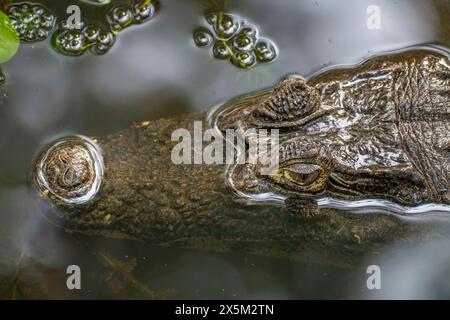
[4,1,159,57]
[108,0,158,32]
[193,12,278,69]
[0,9,20,87]
[7,3,56,42]
[52,22,115,56]
[0,9,19,63]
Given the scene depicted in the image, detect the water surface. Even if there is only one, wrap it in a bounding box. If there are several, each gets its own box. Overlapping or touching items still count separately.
[0,0,449,299]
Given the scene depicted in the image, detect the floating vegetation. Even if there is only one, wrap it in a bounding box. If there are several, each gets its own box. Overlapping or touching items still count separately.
[6,3,56,42]
[4,0,159,57]
[108,0,158,32]
[194,12,278,69]
[0,10,19,63]
[52,22,115,56]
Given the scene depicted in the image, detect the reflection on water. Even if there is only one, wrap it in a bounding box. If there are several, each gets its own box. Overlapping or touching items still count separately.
[0,0,449,299]
[357,240,450,299]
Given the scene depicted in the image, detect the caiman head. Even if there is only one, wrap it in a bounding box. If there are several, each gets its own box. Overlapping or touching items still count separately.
[214,76,445,210]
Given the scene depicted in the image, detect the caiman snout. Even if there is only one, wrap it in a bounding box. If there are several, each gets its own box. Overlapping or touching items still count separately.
[30,135,104,206]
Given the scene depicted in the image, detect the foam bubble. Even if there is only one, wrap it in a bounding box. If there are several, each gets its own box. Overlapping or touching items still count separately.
[254,39,277,62]
[193,28,213,47]
[194,12,278,69]
[8,3,56,42]
[231,50,256,68]
[213,40,231,59]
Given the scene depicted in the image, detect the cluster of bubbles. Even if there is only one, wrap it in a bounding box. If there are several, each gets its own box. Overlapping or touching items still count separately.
[5,1,158,56]
[52,0,158,56]
[7,3,56,42]
[108,0,158,32]
[52,22,115,56]
[193,13,278,69]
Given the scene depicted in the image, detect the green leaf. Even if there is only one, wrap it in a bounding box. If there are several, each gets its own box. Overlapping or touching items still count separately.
[0,10,19,64]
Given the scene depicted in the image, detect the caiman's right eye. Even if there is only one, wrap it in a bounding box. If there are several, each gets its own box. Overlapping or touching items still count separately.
[279,164,323,186]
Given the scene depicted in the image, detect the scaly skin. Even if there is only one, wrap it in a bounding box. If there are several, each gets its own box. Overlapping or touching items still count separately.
[30,114,437,266]
[216,48,450,210]
[29,48,449,265]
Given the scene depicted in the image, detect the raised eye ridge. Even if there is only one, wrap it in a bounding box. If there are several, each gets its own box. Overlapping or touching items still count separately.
[251,78,321,123]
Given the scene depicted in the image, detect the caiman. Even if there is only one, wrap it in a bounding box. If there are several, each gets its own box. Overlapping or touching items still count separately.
[29,48,450,266]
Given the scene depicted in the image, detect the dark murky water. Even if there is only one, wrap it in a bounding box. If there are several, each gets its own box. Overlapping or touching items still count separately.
[0,0,449,299]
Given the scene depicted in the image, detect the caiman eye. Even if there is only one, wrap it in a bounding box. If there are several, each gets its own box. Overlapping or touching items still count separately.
[280,164,322,186]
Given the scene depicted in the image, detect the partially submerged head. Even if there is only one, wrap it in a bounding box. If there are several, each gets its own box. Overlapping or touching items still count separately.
[214,77,432,206]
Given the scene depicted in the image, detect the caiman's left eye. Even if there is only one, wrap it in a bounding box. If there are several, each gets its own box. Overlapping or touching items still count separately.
[280,164,322,186]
